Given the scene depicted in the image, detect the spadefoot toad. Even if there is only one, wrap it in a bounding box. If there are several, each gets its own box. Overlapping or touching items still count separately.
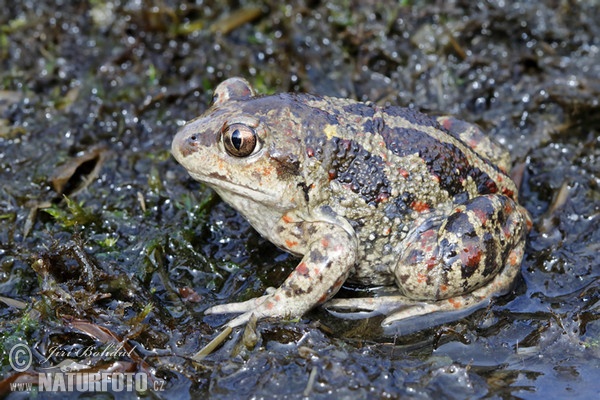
[172,77,531,328]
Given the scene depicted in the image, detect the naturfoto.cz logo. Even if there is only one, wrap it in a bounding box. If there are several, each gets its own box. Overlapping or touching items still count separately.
[7,343,166,393]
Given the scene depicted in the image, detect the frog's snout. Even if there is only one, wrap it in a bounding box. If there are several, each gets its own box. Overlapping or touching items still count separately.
[172,127,201,160]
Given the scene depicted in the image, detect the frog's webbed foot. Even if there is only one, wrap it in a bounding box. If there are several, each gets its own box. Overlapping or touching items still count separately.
[327,257,519,327]
[326,296,432,322]
[325,296,404,320]
[326,294,492,326]
[380,294,490,326]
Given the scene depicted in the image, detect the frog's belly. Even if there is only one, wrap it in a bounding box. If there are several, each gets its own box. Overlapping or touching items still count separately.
[348,261,396,286]
[347,235,399,286]
[344,215,408,286]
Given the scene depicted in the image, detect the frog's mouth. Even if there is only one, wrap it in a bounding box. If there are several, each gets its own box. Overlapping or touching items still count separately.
[189,171,284,208]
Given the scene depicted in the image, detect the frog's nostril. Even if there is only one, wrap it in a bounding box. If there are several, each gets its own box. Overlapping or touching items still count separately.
[190,134,197,141]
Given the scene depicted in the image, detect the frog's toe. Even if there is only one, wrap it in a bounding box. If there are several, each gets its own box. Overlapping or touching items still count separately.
[326,296,416,313]
[205,296,268,315]
[326,296,424,319]
[327,294,493,326]
[326,297,382,312]
[381,296,490,326]
[325,298,385,319]
[224,312,254,328]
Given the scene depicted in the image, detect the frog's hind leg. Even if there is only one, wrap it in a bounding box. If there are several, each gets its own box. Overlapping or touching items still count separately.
[328,194,528,326]
[382,240,524,325]
[383,194,527,325]
[326,242,524,326]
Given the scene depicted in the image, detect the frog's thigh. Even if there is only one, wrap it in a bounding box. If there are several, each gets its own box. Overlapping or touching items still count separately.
[382,240,525,325]
[394,194,526,301]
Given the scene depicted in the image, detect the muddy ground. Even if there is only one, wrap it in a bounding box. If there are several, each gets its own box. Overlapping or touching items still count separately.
[1,0,599,398]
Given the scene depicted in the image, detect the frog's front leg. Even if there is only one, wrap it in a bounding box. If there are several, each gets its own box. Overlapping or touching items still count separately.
[205,222,356,328]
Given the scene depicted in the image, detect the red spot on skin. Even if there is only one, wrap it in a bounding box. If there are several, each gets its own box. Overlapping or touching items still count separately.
[318,294,328,304]
[417,272,427,283]
[485,180,498,193]
[472,208,488,225]
[265,301,275,310]
[508,250,520,266]
[440,117,453,130]
[398,168,409,178]
[321,238,329,248]
[411,201,430,212]
[425,257,437,271]
[525,215,533,231]
[296,262,310,277]
[502,187,514,198]
[462,246,482,268]
[422,229,436,240]
[331,277,344,292]
[431,174,440,183]
[440,284,448,292]
[448,297,462,309]
[306,148,315,157]
[285,240,298,248]
[282,214,293,223]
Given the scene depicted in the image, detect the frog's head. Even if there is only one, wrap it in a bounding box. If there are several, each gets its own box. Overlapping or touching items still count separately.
[172,77,315,218]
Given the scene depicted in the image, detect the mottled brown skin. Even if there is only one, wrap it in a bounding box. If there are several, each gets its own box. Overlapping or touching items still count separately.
[172,77,531,327]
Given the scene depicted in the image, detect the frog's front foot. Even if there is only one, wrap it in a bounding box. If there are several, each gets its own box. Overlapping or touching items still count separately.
[205,294,279,327]
[205,223,357,328]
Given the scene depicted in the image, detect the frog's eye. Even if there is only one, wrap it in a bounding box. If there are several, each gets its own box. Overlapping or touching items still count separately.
[221,123,258,157]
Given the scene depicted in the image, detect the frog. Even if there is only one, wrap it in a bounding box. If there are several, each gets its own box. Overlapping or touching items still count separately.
[171,77,531,329]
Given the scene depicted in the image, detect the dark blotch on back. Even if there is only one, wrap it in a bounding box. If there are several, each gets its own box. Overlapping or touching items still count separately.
[342,103,375,118]
[384,106,440,128]
[329,137,391,206]
[380,126,498,197]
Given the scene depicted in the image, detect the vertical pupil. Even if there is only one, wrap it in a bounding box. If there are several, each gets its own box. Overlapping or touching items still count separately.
[231,129,242,149]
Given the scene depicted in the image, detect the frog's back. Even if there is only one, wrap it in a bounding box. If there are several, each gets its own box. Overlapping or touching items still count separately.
[291,95,520,285]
